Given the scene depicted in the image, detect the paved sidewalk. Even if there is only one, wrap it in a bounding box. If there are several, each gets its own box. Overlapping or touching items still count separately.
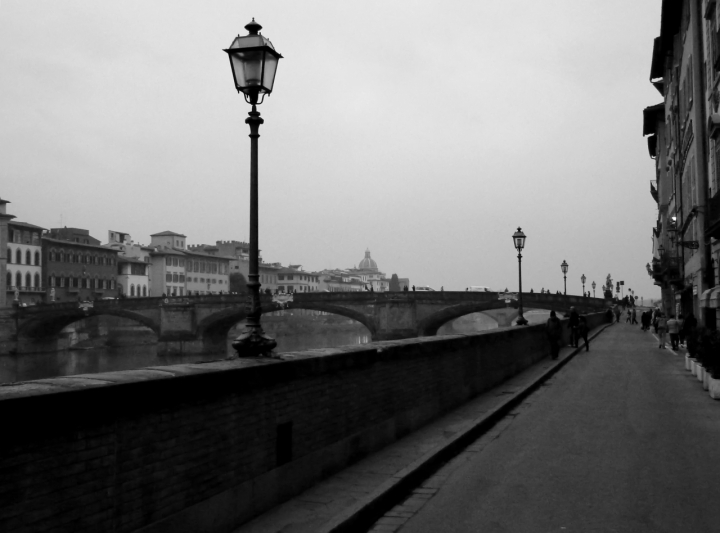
[234,322,610,533]
[371,320,720,533]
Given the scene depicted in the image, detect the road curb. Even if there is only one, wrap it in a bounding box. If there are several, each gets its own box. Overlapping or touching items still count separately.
[320,321,613,533]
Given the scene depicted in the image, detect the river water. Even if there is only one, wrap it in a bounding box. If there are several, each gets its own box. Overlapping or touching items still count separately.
[0,310,548,384]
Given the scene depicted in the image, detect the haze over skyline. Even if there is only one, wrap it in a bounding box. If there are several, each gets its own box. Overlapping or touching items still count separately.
[0,1,662,299]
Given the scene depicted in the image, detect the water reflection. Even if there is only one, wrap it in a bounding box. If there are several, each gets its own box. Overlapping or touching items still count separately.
[0,314,371,384]
[0,310,549,384]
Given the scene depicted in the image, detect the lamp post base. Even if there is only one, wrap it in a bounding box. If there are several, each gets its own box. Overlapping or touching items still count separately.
[232,327,277,357]
[515,316,529,326]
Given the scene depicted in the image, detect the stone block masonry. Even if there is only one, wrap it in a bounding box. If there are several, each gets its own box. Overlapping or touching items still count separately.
[0,313,607,533]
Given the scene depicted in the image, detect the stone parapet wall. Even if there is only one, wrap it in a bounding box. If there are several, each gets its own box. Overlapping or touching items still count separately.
[0,312,607,533]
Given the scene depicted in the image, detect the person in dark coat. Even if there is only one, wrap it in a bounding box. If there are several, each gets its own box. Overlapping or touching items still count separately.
[546,310,563,360]
[567,306,580,347]
[578,315,589,351]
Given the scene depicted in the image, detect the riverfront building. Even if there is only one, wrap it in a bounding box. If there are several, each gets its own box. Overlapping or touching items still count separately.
[190,240,281,293]
[644,0,720,327]
[42,228,119,302]
[276,266,320,293]
[6,220,45,306]
[148,232,230,296]
[106,231,152,297]
[0,198,13,308]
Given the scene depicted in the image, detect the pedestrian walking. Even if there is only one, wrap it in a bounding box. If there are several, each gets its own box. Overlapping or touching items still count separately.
[578,315,589,351]
[631,308,638,325]
[667,314,680,350]
[546,310,562,360]
[626,309,632,323]
[657,312,667,348]
[614,305,621,324]
[568,306,580,348]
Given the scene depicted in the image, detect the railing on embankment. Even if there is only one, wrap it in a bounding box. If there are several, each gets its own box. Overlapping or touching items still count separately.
[0,312,608,533]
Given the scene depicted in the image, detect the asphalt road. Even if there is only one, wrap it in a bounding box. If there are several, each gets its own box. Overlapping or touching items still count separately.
[381,322,720,533]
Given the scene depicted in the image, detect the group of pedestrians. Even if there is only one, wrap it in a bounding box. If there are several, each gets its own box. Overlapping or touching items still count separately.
[545,306,589,360]
[634,307,697,350]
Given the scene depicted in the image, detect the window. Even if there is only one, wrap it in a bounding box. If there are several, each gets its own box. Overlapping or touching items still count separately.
[34,273,40,288]
[59,251,64,262]
[172,273,178,283]
[59,276,65,288]
[142,285,147,297]
[179,274,185,282]
[49,275,56,287]
[15,271,22,288]
[16,249,21,264]
[179,259,185,267]
[166,273,172,282]
[6,271,11,288]
[279,275,285,280]
[166,257,172,266]
[172,258,178,267]
[130,285,135,297]
[7,248,11,264]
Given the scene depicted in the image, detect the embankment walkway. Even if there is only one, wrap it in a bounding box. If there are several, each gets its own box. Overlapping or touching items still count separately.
[370,321,720,532]
[235,321,614,533]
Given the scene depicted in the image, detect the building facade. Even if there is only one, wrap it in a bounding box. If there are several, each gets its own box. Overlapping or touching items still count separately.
[148,232,230,296]
[645,0,720,327]
[0,198,15,308]
[6,221,45,305]
[42,228,119,302]
[106,231,152,297]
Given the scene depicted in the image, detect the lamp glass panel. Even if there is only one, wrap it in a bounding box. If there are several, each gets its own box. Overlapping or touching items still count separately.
[230,50,264,89]
[262,52,279,92]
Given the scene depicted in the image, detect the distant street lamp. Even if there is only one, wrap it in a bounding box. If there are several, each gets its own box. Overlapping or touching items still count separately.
[225,19,282,357]
[592,281,596,298]
[581,274,586,296]
[560,260,568,295]
[512,228,528,326]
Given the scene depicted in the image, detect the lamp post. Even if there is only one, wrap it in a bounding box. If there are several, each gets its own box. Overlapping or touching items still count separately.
[560,260,568,295]
[513,228,528,326]
[581,274,586,296]
[592,281,596,298]
[225,19,282,357]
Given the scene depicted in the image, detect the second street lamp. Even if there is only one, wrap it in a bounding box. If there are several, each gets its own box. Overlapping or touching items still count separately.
[592,281,596,298]
[581,274,586,296]
[513,227,528,326]
[560,260,568,295]
[225,19,283,357]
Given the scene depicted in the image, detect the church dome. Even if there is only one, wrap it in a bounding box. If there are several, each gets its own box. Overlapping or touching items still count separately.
[358,249,378,271]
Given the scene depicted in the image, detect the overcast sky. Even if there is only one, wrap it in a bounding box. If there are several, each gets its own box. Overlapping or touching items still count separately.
[0,0,662,299]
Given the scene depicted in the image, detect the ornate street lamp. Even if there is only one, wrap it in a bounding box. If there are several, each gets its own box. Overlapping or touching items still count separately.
[592,281,596,298]
[225,19,282,357]
[560,260,568,295]
[512,227,528,326]
[581,274,586,296]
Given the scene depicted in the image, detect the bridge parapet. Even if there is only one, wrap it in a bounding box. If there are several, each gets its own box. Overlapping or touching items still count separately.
[7,291,612,353]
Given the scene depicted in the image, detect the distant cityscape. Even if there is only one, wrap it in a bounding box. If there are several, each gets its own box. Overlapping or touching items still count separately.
[0,197,409,307]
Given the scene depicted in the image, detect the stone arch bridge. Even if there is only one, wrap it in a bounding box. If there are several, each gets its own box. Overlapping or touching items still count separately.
[1,292,610,354]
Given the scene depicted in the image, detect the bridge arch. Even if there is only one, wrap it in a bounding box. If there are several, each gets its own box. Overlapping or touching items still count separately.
[197,301,376,346]
[418,300,507,337]
[418,296,602,337]
[18,308,160,339]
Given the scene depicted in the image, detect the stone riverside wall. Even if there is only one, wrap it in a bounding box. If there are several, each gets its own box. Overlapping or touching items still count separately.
[0,312,607,533]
